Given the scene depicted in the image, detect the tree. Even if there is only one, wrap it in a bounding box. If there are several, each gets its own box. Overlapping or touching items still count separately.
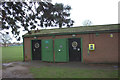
[0,32,12,47]
[82,20,92,26]
[51,3,74,28]
[0,2,74,41]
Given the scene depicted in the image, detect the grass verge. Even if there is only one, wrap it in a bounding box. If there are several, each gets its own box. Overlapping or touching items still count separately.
[2,46,23,63]
[30,66,118,78]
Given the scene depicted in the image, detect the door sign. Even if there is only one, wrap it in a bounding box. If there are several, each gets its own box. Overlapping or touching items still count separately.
[35,43,40,48]
[60,45,63,48]
[45,40,49,44]
[72,41,78,48]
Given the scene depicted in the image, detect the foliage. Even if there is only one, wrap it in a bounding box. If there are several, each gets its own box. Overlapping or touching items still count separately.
[0,2,74,40]
[82,20,92,26]
[0,32,12,47]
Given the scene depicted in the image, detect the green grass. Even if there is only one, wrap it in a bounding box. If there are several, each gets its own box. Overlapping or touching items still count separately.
[30,66,118,78]
[2,46,23,63]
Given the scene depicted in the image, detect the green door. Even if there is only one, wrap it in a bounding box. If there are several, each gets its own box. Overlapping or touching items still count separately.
[41,39,53,62]
[54,38,69,62]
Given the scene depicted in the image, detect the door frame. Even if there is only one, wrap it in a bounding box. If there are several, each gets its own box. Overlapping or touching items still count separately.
[68,37,83,62]
[31,39,41,61]
[30,38,83,62]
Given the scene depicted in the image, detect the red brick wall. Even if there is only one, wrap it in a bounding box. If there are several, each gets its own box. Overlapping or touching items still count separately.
[79,33,118,63]
[24,32,118,63]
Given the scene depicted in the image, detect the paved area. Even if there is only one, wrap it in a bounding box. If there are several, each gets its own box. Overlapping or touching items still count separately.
[21,61,118,70]
[0,70,2,79]
[2,62,33,78]
[2,61,118,78]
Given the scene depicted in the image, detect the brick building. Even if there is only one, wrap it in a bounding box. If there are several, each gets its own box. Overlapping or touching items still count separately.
[23,24,119,63]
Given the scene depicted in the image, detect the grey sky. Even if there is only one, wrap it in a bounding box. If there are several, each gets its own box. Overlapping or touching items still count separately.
[52,0,119,26]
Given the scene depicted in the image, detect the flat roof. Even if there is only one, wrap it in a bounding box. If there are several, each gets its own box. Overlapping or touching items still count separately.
[23,24,120,38]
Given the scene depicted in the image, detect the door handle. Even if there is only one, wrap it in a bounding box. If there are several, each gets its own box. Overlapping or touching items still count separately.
[77,48,80,51]
[58,49,61,52]
[34,49,35,51]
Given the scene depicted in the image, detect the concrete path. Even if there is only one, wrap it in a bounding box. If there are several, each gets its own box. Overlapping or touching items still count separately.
[0,70,2,79]
[21,61,118,70]
[2,62,33,78]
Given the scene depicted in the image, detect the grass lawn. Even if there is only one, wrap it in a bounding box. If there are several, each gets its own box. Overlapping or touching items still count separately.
[1,46,119,78]
[2,46,23,63]
[30,66,118,78]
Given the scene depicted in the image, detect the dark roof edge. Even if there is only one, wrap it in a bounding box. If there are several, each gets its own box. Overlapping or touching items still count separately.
[28,24,120,33]
[23,29,120,38]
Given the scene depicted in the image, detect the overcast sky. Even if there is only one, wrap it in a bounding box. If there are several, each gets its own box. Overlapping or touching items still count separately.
[52,0,119,26]
[2,0,119,43]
